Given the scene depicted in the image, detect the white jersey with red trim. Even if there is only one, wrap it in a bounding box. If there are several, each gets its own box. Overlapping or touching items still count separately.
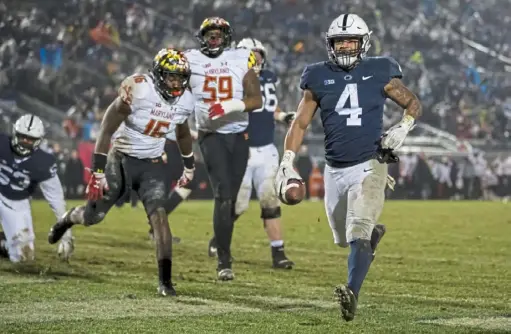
[185,48,255,134]
[112,73,194,159]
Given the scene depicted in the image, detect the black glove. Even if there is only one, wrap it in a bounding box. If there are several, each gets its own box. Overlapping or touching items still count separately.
[375,138,400,164]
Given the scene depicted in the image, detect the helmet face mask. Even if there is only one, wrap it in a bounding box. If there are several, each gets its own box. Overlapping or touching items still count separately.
[325,14,372,70]
[236,38,267,75]
[11,114,45,156]
[151,49,191,101]
[197,17,233,58]
[251,49,266,75]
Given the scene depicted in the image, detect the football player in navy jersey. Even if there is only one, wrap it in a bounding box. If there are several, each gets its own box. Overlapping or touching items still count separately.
[275,14,422,321]
[207,38,295,269]
[0,114,73,262]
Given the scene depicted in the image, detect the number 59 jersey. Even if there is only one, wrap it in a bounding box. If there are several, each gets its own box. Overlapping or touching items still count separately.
[185,48,254,134]
[113,74,195,159]
[300,57,402,167]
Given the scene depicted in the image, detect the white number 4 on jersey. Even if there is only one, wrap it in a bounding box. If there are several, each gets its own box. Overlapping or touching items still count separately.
[335,83,362,127]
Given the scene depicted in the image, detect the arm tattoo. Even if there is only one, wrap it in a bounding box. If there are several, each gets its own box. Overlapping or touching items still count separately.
[175,122,193,156]
[242,69,263,111]
[384,78,422,119]
[95,97,130,154]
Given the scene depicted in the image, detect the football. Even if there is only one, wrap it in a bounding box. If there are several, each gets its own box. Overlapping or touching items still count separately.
[280,179,306,205]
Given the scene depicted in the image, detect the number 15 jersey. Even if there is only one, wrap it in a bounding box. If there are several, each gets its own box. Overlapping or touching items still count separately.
[113,73,195,159]
[185,48,255,134]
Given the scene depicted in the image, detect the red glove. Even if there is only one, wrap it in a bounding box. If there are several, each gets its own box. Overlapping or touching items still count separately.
[177,167,194,188]
[208,103,225,120]
[85,172,109,201]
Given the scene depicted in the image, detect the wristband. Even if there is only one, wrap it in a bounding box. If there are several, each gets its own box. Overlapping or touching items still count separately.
[182,152,195,170]
[281,150,296,165]
[92,153,107,173]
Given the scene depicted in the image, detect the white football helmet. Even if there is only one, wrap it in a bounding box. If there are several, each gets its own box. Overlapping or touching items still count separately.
[237,38,267,74]
[11,114,45,156]
[325,14,372,69]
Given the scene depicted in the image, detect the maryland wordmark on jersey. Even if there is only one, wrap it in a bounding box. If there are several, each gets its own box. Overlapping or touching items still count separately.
[185,48,255,134]
[113,74,194,159]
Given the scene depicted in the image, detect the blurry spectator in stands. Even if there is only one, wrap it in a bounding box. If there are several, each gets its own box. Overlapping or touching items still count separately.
[65,149,84,199]
[81,112,99,142]
[470,151,486,199]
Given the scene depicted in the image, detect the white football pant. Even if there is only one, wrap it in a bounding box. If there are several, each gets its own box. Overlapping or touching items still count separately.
[0,192,35,262]
[324,159,388,247]
[236,143,280,214]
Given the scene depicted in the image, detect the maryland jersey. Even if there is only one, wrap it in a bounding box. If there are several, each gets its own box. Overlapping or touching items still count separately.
[0,134,57,201]
[300,57,402,167]
[185,48,255,134]
[113,74,195,159]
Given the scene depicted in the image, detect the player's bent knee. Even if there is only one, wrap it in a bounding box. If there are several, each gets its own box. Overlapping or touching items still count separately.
[261,207,281,220]
[149,207,167,225]
[346,219,373,243]
[335,241,349,248]
[83,209,106,226]
[146,202,166,220]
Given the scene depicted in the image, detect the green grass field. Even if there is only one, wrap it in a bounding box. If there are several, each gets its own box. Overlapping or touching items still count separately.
[0,201,510,333]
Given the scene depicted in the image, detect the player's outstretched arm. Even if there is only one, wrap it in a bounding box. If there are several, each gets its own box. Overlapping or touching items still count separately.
[284,89,317,155]
[274,89,316,198]
[242,68,263,112]
[95,97,131,155]
[381,78,422,150]
[383,78,422,120]
[175,121,195,186]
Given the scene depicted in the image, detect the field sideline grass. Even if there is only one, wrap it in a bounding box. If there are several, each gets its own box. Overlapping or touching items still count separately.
[0,200,510,333]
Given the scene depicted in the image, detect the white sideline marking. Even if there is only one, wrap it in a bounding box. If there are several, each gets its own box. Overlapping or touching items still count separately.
[0,294,354,324]
[0,297,259,324]
[419,317,511,331]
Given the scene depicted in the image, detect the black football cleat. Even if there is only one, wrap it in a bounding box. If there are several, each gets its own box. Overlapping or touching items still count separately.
[370,224,386,261]
[157,281,177,297]
[217,268,234,281]
[217,257,234,281]
[48,208,76,244]
[334,285,358,322]
[271,246,294,269]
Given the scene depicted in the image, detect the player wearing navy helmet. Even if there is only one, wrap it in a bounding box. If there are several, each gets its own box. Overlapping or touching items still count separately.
[275,14,422,321]
[0,114,73,263]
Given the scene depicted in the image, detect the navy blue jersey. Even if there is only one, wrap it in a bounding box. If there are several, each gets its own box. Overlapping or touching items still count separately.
[0,134,57,200]
[248,69,279,147]
[300,57,402,167]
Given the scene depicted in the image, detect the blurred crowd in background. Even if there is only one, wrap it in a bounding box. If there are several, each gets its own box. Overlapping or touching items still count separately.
[1,0,510,201]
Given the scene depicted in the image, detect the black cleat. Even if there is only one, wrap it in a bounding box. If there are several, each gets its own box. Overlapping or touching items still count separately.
[334,285,358,322]
[217,268,234,281]
[370,224,386,261]
[48,208,76,244]
[157,282,177,296]
[271,246,294,269]
[208,236,217,258]
[217,258,234,281]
